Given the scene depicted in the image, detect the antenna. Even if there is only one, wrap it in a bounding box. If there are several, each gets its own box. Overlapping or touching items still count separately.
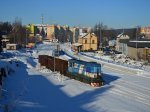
[41,14,44,25]
[41,14,45,38]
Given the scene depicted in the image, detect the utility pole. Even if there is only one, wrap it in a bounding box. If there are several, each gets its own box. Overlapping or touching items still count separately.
[41,14,45,38]
[54,53,55,72]
[53,39,57,73]
[14,32,16,44]
[12,26,16,44]
[136,27,138,61]
[97,22,102,50]
[97,23,102,76]
[100,23,102,49]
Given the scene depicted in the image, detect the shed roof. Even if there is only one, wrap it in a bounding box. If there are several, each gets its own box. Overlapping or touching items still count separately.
[1,39,9,42]
[72,43,82,47]
[127,41,150,48]
[117,33,130,39]
[119,39,129,43]
[68,59,101,67]
[7,44,18,46]
[79,33,97,39]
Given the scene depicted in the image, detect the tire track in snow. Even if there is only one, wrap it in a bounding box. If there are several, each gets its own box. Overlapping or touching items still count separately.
[109,87,150,106]
[114,79,150,94]
[103,71,150,96]
[104,65,150,79]
[103,73,150,106]
[106,79,150,106]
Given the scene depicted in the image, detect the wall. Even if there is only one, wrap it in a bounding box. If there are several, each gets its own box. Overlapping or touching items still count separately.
[47,25,55,40]
[119,43,128,55]
[128,47,150,60]
[71,27,79,43]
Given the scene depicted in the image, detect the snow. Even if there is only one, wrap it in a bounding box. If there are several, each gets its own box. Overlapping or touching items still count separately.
[80,52,150,72]
[0,42,150,112]
[130,40,150,43]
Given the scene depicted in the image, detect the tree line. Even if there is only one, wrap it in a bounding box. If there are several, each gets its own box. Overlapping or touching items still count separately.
[0,18,30,47]
[0,19,141,49]
[92,23,139,47]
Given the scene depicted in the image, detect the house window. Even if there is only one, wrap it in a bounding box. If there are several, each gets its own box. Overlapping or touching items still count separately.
[92,40,95,44]
[85,40,87,44]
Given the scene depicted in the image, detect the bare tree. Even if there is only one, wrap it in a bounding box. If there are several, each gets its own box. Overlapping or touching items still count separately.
[0,22,12,52]
[8,18,30,46]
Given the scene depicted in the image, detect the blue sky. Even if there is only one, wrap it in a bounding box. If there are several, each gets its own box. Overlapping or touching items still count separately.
[0,0,150,28]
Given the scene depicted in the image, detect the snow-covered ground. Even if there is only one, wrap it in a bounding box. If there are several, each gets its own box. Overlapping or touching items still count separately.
[0,42,150,112]
[80,52,150,72]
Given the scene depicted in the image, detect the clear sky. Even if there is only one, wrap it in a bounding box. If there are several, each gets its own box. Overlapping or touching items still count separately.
[0,0,150,28]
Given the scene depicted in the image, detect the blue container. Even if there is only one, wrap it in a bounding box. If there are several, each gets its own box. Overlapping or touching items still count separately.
[68,67,73,73]
[86,67,91,72]
[68,59,102,75]
[74,68,79,74]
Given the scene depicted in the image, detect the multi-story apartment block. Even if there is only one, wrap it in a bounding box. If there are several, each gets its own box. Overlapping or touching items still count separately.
[70,27,79,43]
[35,24,47,38]
[47,24,73,43]
[47,25,57,40]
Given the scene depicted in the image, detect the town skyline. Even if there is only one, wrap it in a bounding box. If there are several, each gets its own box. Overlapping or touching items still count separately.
[0,0,150,28]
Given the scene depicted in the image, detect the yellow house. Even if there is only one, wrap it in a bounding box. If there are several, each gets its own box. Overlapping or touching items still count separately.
[78,33,98,51]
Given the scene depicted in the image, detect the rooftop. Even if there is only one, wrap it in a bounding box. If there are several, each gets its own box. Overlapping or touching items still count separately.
[127,41,150,48]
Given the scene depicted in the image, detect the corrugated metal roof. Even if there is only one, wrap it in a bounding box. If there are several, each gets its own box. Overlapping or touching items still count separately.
[79,33,97,39]
[117,33,130,39]
[127,41,150,48]
[79,33,88,38]
[119,39,129,43]
[68,59,100,67]
[72,43,82,47]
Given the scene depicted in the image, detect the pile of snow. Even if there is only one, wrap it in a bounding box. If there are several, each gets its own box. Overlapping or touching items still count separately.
[112,54,143,66]
[83,52,150,71]
[39,67,52,73]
